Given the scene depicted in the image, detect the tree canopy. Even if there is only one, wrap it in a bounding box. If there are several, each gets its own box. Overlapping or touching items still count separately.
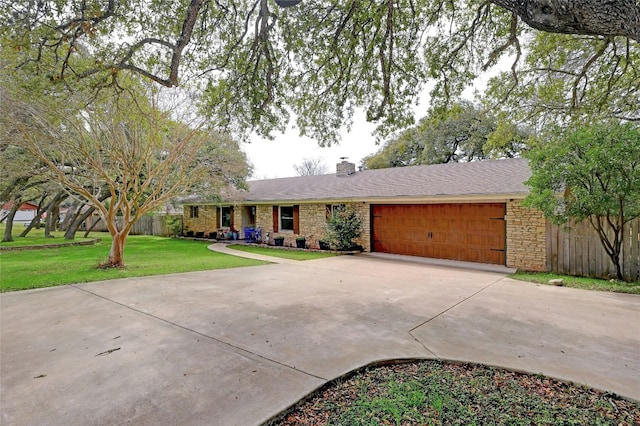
[3,81,250,266]
[2,0,637,145]
[362,102,530,169]
[524,121,640,280]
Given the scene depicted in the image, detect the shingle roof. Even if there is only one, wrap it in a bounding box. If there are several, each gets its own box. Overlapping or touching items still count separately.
[233,158,531,203]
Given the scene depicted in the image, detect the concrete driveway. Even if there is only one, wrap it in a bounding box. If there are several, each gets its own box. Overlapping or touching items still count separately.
[1,250,639,425]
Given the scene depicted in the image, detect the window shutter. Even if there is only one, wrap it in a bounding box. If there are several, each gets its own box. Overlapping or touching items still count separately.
[272,206,279,232]
[230,206,235,228]
[293,205,300,234]
[216,207,220,228]
[326,204,331,219]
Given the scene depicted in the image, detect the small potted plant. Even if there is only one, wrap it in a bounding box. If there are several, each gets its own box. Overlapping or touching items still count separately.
[196,231,205,238]
[295,236,306,248]
[185,230,194,238]
[319,239,330,250]
[274,236,285,246]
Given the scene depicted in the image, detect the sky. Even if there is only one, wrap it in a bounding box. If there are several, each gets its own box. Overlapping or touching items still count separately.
[240,57,507,179]
[242,111,381,180]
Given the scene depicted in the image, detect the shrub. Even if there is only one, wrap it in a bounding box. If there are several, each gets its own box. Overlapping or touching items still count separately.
[165,215,183,236]
[325,206,362,250]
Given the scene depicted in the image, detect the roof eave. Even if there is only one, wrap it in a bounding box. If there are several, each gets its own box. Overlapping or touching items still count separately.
[237,193,529,205]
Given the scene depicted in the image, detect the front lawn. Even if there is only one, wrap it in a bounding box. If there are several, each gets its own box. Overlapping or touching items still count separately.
[0,234,268,292]
[510,271,640,294]
[227,244,337,261]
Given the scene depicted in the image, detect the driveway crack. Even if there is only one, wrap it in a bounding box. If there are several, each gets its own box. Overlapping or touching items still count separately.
[407,277,504,355]
[70,285,328,381]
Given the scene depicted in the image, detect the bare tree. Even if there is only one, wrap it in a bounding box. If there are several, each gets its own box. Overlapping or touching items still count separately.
[293,157,329,176]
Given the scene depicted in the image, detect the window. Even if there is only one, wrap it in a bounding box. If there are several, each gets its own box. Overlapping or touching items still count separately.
[189,206,199,218]
[221,206,233,227]
[280,206,294,231]
[273,205,299,233]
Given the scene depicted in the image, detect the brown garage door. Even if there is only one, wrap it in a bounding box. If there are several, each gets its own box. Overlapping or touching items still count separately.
[372,203,506,265]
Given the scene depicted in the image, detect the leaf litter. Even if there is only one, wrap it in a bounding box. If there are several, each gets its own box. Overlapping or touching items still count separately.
[271,360,639,425]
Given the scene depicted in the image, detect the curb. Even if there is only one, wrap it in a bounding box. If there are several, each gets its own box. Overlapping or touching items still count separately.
[0,238,102,251]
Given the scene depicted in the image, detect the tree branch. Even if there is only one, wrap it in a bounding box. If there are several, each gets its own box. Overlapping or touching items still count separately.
[489,0,640,41]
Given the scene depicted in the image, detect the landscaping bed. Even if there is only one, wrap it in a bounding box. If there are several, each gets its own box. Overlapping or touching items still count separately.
[271,360,640,425]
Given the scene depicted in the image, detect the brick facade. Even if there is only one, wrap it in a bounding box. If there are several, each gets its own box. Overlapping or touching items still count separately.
[506,200,547,271]
[184,200,547,271]
[259,202,370,251]
[183,205,218,237]
[183,202,371,250]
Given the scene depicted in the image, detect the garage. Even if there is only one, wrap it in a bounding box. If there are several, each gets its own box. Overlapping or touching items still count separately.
[372,203,506,265]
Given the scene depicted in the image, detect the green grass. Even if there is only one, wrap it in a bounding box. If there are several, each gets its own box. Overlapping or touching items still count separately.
[510,271,640,294]
[0,228,93,247]
[227,244,337,261]
[277,361,640,425]
[0,233,268,292]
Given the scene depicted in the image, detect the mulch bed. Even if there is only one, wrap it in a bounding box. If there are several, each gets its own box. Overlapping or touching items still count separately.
[270,360,640,425]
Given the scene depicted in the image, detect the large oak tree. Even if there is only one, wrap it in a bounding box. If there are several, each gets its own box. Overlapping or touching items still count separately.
[2,0,637,145]
[362,102,530,169]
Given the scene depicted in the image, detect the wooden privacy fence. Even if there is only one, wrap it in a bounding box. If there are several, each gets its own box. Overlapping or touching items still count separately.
[90,215,181,237]
[546,217,640,281]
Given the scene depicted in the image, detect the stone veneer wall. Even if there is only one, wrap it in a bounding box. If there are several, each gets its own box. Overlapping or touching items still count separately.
[255,204,273,240]
[183,205,218,236]
[253,202,371,250]
[506,200,547,271]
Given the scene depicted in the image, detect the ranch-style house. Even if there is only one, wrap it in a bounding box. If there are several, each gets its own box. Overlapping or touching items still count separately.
[183,158,546,271]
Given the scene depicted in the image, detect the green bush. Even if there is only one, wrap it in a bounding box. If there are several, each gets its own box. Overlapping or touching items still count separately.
[165,215,183,236]
[325,206,362,250]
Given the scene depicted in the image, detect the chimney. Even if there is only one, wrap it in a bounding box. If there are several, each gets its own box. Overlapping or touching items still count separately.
[336,157,356,177]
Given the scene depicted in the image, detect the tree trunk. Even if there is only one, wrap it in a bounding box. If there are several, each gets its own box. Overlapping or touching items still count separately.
[590,215,625,281]
[105,231,127,268]
[44,211,54,237]
[64,206,96,240]
[59,200,79,231]
[19,216,41,237]
[489,0,640,41]
[83,216,104,238]
[45,192,67,238]
[1,199,21,242]
[44,191,67,238]
[612,252,623,281]
[64,193,111,239]
[610,222,624,281]
[19,194,48,238]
